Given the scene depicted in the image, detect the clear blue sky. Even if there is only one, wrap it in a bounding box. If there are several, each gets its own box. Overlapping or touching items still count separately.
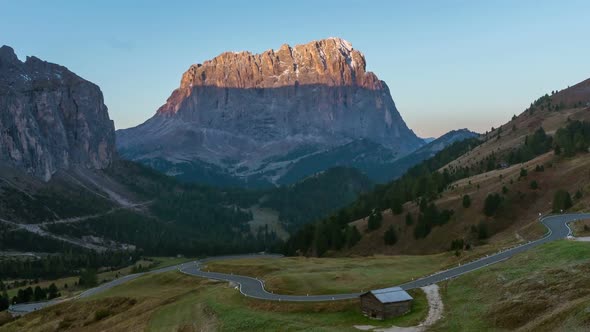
[2,0,589,137]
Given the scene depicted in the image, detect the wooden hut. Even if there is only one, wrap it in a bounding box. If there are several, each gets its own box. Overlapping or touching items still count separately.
[360,286,413,320]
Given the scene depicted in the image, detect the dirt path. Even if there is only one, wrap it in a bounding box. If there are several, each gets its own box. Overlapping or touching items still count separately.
[355,284,443,332]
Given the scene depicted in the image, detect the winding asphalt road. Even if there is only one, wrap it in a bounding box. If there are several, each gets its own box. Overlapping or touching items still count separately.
[9,213,590,314]
[178,213,590,300]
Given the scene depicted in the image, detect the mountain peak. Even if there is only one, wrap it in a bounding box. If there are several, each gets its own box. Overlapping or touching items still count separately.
[117,39,423,186]
[0,45,19,64]
[0,46,115,181]
[325,37,354,51]
[166,38,380,107]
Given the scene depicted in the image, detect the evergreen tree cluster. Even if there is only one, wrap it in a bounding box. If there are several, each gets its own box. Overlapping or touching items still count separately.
[483,193,503,217]
[552,190,573,213]
[0,251,139,280]
[507,127,553,164]
[554,120,590,157]
[450,239,465,251]
[259,167,373,233]
[526,94,566,114]
[384,225,398,245]
[367,209,383,231]
[413,200,454,239]
[462,194,471,208]
[9,283,60,305]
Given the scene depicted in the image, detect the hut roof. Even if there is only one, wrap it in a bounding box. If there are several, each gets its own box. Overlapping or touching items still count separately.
[366,287,413,303]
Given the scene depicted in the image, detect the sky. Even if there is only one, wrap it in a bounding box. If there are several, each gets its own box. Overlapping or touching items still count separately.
[2,1,590,137]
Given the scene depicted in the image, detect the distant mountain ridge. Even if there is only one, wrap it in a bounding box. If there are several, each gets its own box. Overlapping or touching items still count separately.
[116,38,424,187]
[372,128,479,181]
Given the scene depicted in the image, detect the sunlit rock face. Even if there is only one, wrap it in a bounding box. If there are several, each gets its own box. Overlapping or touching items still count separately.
[0,45,115,181]
[117,38,423,186]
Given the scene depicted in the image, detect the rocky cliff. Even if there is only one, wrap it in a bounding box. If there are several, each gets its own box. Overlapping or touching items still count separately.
[0,45,115,181]
[117,38,423,186]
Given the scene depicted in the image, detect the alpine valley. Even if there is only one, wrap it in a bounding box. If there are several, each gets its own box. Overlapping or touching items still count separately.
[4,29,590,331]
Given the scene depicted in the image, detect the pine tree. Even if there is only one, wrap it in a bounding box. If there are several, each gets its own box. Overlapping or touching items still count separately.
[553,190,573,212]
[367,210,383,231]
[384,225,398,245]
[48,283,59,299]
[405,213,414,226]
[484,193,502,216]
[462,194,471,208]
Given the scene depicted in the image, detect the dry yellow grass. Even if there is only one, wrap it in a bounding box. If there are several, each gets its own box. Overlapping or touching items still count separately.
[431,240,590,331]
[346,148,590,256]
[443,105,590,172]
[571,219,590,237]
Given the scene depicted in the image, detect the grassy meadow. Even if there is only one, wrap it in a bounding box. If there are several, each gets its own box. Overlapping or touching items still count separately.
[432,240,590,331]
[1,270,427,331]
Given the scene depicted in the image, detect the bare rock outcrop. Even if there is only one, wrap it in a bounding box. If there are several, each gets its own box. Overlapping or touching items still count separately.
[0,45,115,181]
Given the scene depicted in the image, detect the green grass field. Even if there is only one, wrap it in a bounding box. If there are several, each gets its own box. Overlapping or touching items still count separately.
[431,240,590,331]
[6,242,590,331]
[204,253,461,295]
[2,271,428,331]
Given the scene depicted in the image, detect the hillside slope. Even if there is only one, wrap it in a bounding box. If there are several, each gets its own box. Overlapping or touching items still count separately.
[286,77,590,257]
[433,240,590,331]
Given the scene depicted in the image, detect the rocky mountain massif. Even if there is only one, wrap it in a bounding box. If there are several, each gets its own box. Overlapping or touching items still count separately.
[117,38,425,187]
[0,45,376,259]
[0,45,115,181]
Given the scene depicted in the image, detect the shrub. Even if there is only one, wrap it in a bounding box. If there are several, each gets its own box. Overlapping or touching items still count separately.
[478,222,489,239]
[530,180,539,190]
[78,269,98,288]
[450,239,464,251]
[94,309,111,321]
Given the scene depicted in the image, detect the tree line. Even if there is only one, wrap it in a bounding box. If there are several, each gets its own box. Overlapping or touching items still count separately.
[0,251,140,280]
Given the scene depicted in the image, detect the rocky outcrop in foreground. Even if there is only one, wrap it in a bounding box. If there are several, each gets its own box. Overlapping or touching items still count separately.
[0,45,115,181]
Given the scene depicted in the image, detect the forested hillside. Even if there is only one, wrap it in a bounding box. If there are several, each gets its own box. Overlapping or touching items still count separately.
[285,78,590,257]
[284,137,482,256]
[0,157,380,283]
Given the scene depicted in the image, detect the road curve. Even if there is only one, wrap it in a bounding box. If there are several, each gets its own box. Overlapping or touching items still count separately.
[9,213,590,314]
[179,213,590,300]
[8,261,185,315]
[179,255,361,301]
